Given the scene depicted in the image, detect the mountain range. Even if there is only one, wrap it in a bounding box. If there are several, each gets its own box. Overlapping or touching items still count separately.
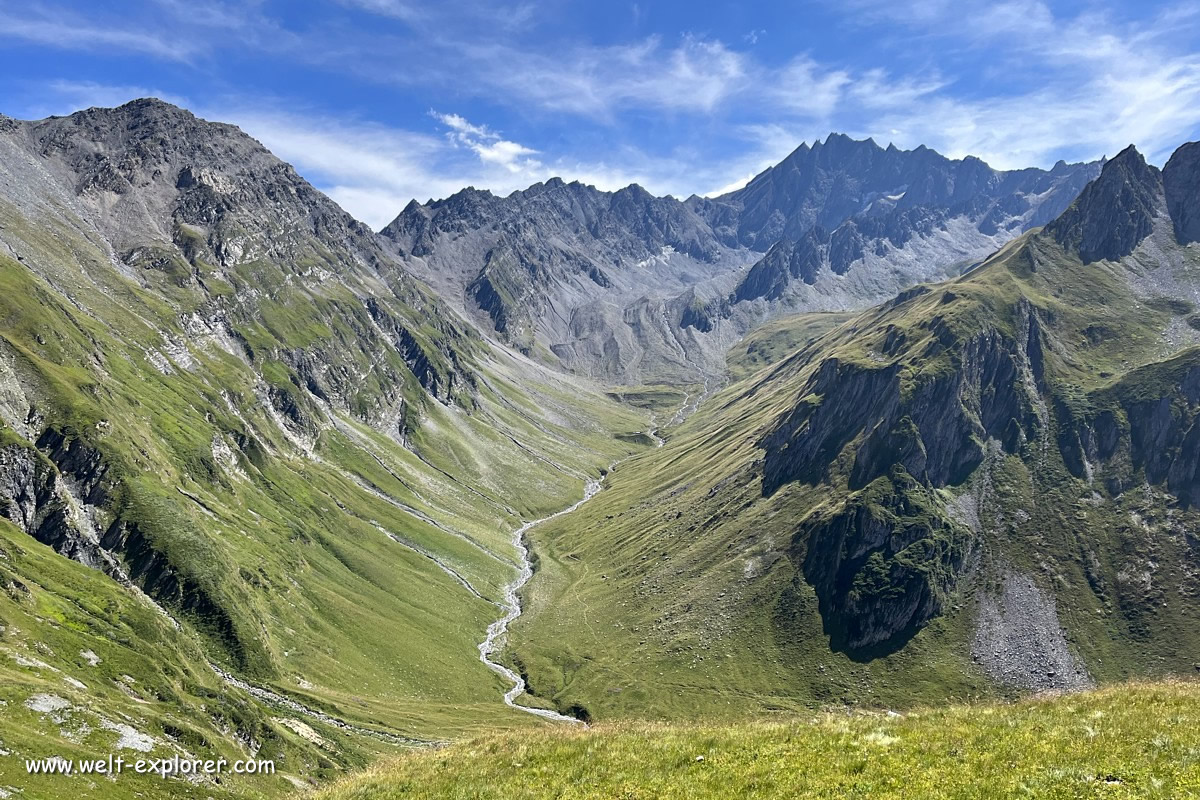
[383,132,1098,383]
[0,98,1197,799]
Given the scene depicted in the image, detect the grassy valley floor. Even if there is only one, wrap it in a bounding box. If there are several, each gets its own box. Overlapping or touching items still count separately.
[312,680,1200,799]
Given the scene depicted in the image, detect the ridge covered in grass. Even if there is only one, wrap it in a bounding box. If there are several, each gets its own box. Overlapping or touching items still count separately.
[314,680,1200,799]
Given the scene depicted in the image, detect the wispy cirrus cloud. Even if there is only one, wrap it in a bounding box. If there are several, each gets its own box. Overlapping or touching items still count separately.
[424,35,750,119]
[825,0,1200,167]
[0,8,195,61]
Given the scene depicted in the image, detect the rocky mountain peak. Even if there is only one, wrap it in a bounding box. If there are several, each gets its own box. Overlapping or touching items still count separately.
[2,99,387,276]
[1163,140,1200,245]
[713,134,1075,250]
[613,182,653,200]
[1046,144,1163,263]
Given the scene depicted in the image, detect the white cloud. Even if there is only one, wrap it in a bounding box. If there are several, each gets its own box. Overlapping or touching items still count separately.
[431,111,543,176]
[423,35,750,119]
[430,111,494,139]
[473,139,541,172]
[835,2,1200,168]
[704,172,757,197]
[220,110,469,227]
[0,10,194,61]
[770,57,851,118]
[337,0,424,21]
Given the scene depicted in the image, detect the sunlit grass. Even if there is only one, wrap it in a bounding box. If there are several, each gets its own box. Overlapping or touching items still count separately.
[316,680,1200,799]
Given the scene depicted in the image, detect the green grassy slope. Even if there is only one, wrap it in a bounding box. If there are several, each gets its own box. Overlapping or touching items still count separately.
[313,679,1200,799]
[725,311,854,380]
[0,172,652,795]
[506,224,1200,723]
[0,514,355,800]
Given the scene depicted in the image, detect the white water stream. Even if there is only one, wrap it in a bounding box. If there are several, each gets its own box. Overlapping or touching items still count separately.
[476,476,608,724]
[474,380,718,723]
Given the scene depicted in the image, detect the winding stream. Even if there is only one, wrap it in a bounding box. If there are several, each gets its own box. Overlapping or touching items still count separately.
[475,385,714,723]
[476,475,607,724]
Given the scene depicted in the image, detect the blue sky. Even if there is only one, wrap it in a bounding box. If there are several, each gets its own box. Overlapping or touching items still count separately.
[2,0,1199,229]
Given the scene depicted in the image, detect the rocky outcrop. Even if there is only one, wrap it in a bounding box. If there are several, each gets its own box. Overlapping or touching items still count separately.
[1047,145,1163,263]
[734,232,826,301]
[1164,141,1200,245]
[0,425,254,666]
[0,440,114,571]
[467,244,545,352]
[732,206,951,302]
[100,517,245,665]
[761,358,902,492]
[761,304,1046,494]
[363,298,474,404]
[677,290,721,333]
[797,469,971,651]
[1058,352,1200,505]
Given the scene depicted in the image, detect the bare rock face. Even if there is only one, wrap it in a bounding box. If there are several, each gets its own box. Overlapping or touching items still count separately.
[1058,354,1200,506]
[1164,140,1200,245]
[18,98,380,270]
[760,303,1045,495]
[1047,145,1164,263]
[734,232,827,301]
[0,441,115,574]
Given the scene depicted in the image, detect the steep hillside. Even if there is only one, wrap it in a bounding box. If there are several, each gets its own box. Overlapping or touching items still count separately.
[315,680,1200,800]
[382,136,1097,384]
[0,100,653,796]
[380,179,751,384]
[505,143,1200,723]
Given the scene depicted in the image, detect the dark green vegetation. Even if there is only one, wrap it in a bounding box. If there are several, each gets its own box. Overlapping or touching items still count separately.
[508,143,1200,724]
[315,680,1200,799]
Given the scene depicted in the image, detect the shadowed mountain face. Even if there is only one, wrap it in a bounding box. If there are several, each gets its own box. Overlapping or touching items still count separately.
[1046,145,1164,264]
[382,134,1098,383]
[1165,140,1200,245]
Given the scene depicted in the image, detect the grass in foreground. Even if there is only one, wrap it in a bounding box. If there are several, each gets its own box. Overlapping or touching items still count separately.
[313,680,1200,799]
